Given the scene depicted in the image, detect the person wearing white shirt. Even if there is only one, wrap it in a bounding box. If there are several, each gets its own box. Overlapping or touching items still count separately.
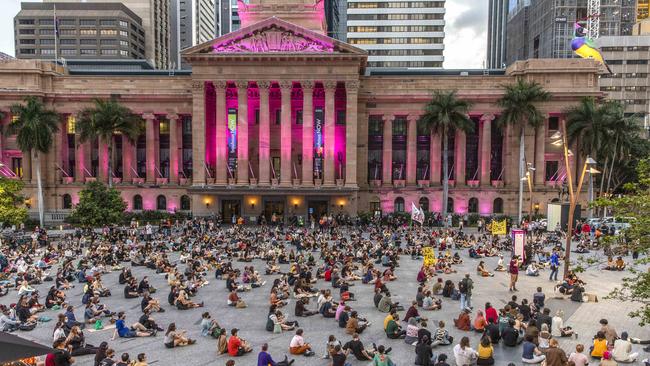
[289,328,314,356]
[612,332,639,363]
[453,336,478,366]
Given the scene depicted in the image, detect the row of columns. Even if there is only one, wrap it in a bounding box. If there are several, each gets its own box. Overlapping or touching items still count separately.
[380,113,498,186]
[193,79,359,188]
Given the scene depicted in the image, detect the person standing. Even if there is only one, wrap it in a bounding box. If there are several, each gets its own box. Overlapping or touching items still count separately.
[509,256,520,292]
[549,250,560,282]
[459,274,474,310]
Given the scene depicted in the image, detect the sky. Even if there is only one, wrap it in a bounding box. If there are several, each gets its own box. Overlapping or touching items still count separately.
[0,0,488,69]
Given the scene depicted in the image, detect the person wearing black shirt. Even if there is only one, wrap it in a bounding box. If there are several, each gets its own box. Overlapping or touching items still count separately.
[501,320,521,346]
[331,345,349,366]
[536,308,552,330]
[507,295,519,310]
[485,318,501,344]
[52,339,74,366]
[338,307,350,328]
[123,280,138,299]
[343,333,374,361]
[294,298,317,317]
[373,288,383,308]
[418,321,432,345]
[519,299,531,321]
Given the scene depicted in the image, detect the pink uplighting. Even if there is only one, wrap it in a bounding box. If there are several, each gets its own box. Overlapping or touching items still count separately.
[205,82,216,171]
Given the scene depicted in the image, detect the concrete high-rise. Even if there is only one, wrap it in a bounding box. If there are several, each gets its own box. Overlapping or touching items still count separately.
[346,0,446,69]
[44,0,171,69]
[171,0,216,68]
[487,0,508,69]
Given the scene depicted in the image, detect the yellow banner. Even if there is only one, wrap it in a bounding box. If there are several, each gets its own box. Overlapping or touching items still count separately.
[423,246,436,266]
[491,219,507,235]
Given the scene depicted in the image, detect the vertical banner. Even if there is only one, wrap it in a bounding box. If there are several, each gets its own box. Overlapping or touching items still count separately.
[314,107,324,179]
[227,108,237,175]
[512,229,526,260]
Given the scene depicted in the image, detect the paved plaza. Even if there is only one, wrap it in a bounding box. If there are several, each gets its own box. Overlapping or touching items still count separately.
[4,229,649,366]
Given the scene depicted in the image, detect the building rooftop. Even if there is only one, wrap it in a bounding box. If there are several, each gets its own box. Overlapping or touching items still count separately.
[19,2,142,23]
[56,59,191,76]
[367,68,507,76]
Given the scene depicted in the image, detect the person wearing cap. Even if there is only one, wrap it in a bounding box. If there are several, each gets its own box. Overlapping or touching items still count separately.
[612,331,638,363]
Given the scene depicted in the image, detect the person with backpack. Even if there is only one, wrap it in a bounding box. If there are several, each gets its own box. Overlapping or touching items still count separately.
[459,274,473,310]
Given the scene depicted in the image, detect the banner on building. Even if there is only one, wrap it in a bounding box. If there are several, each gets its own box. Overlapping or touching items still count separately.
[227,108,237,175]
[314,108,324,178]
[491,219,507,235]
[411,202,424,224]
[422,246,436,267]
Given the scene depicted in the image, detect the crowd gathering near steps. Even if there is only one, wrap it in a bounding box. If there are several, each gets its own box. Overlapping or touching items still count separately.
[0,215,647,366]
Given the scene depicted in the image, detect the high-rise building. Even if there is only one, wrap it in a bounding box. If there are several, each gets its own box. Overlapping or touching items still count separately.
[639,0,650,20]
[44,0,171,69]
[216,0,241,36]
[505,0,636,65]
[14,2,146,61]
[487,0,508,69]
[346,0,446,69]
[171,0,216,68]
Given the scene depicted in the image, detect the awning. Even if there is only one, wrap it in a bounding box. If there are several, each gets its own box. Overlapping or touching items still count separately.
[0,332,54,363]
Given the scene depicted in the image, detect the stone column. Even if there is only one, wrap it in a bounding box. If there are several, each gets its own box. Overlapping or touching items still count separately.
[455,130,466,184]
[534,119,546,185]
[345,80,359,187]
[51,125,63,184]
[143,113,156,183]
[74,133,86,183]
[406,114,418,185]
[236,81,249,185]
[257,81,271,186]
[480,114,494,186]
[98,138,109,184]
[323,81,337,186]
[279,80,293,186]
[382,114,394,185]
[23,149,32,183]
[122,135,134,183]
[168,113,180,184]
[301,80,314,187]
[215,81,228,185]
[192,87,206,185]
[430,133,441,184]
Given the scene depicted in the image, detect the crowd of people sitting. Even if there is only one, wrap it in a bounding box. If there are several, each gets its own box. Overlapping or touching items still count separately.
[0,216,647,366]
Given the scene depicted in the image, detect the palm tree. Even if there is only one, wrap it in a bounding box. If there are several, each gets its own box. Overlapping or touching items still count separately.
[496,79,550,225]
[7,96,60,227]
[76,98,142,188]
[418,91,474,225]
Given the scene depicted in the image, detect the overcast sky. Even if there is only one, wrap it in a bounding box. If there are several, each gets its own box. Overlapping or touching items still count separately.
[0,0,488,69]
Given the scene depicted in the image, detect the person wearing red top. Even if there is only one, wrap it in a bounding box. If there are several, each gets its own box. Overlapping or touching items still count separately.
[508,256,519,292]
[227,328,252,357]
[485,303,498,324]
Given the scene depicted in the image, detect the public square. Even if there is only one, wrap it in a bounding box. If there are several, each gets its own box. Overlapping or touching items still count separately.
[3,226,648,366]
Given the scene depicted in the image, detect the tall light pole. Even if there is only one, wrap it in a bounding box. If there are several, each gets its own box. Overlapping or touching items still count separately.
[551,125,598,277]
[521,163,535,222]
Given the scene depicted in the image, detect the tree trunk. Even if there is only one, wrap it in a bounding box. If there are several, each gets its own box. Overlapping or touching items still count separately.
[606,148,618,195]
[107,137,114,188]
[34,151,44,227]
[442,126,449,227]
[518,128,525,225]
[598,155,608,217]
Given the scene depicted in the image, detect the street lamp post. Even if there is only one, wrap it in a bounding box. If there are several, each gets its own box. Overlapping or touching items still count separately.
[521,163,535,223]
[551,124,598,278]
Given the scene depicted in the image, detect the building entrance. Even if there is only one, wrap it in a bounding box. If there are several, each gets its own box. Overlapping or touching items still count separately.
[264,199,285,222]
[308,200,329,220]
[221,199,241,224]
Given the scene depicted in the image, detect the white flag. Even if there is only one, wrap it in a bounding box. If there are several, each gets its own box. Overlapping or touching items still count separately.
[411,202,424,224]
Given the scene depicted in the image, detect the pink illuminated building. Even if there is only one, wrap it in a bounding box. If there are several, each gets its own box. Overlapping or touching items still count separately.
[0,0,601,223]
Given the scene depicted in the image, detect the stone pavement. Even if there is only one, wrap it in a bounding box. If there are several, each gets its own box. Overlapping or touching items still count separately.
[4,230,649,366]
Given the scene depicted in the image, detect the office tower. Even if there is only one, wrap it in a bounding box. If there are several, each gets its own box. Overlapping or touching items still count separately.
[14,2,145,61]
[171,0,216,68]
[44,0,171,69]
[487,0,508,69]
[346,0,446,69]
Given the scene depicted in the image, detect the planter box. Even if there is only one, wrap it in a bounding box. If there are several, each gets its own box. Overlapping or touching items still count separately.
[293,178,301,186]
[467,180,479,188]
[132,177,145,184]
[370,180,382,187]
[250,178,258,186]
[447,179,456,187]
[545,181,557,188]
[179,178,189,185]
[393,180,406,188]
[314,178,322,187]
[335,178,344,187]
[112,177,122,185]
[156,177,168,185]
[417,180,430,188]
[84,177,96,183]
[227,178,236,186]
[62,177,74,184]
[491,180,504,188]
[271,178,279,186]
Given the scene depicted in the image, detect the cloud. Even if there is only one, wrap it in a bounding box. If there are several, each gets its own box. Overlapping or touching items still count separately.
[444,0,489,69]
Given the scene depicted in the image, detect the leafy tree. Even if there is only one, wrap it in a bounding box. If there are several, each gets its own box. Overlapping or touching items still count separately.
[594,159,650,325]
[0,178,28,226]
[68,181,126,226]
[418,91,474,223]
[7,96,60,227]
[77,98,143,187]
[496,79,550,224]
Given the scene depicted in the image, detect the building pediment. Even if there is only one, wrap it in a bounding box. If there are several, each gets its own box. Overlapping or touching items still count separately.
[182,17,367,58]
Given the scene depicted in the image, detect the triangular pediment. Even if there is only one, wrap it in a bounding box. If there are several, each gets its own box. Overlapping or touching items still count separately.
[182,16,367,56]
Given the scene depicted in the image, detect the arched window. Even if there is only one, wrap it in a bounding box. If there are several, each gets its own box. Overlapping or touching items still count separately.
[133,195,143,211]
[468,197,479,213]
[156,195,167,211]
[419,197,429,212]
[447,197,454,213]
[62,194,72,209]
[493,197,504,214]
[180,195,191,211]
[394,197,405,213]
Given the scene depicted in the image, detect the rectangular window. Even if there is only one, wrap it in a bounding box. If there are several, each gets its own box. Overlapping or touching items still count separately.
[100,39,117,45]
[40,49,55,55]
[100,29,117,36]
[59,19,76,26]
[101,49,118,55]
[59,29,76,35]
[39,19,54,26]
[19,29,35,35]
[18,19,35,25]
[59,39,76,45]
[100,20,117,26]
[80,49,97,55]
[120,40,129,47]
[67,116,76,134]
[120,30,128,37]
[548,116,559,131]
[296,110,303,125]
[120,50,128,56]
[20,39,36,44]
[80,19,96,26]
[545,160,559,181]
[20,48,35,54]
[80,29,97,35]
[119,20,128,28]
[80,39,97,45]
[392,119,406,135]
[255,109,260,125]
[336,110,346,125]
[60,49,77,55]
[275,109,281,125]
